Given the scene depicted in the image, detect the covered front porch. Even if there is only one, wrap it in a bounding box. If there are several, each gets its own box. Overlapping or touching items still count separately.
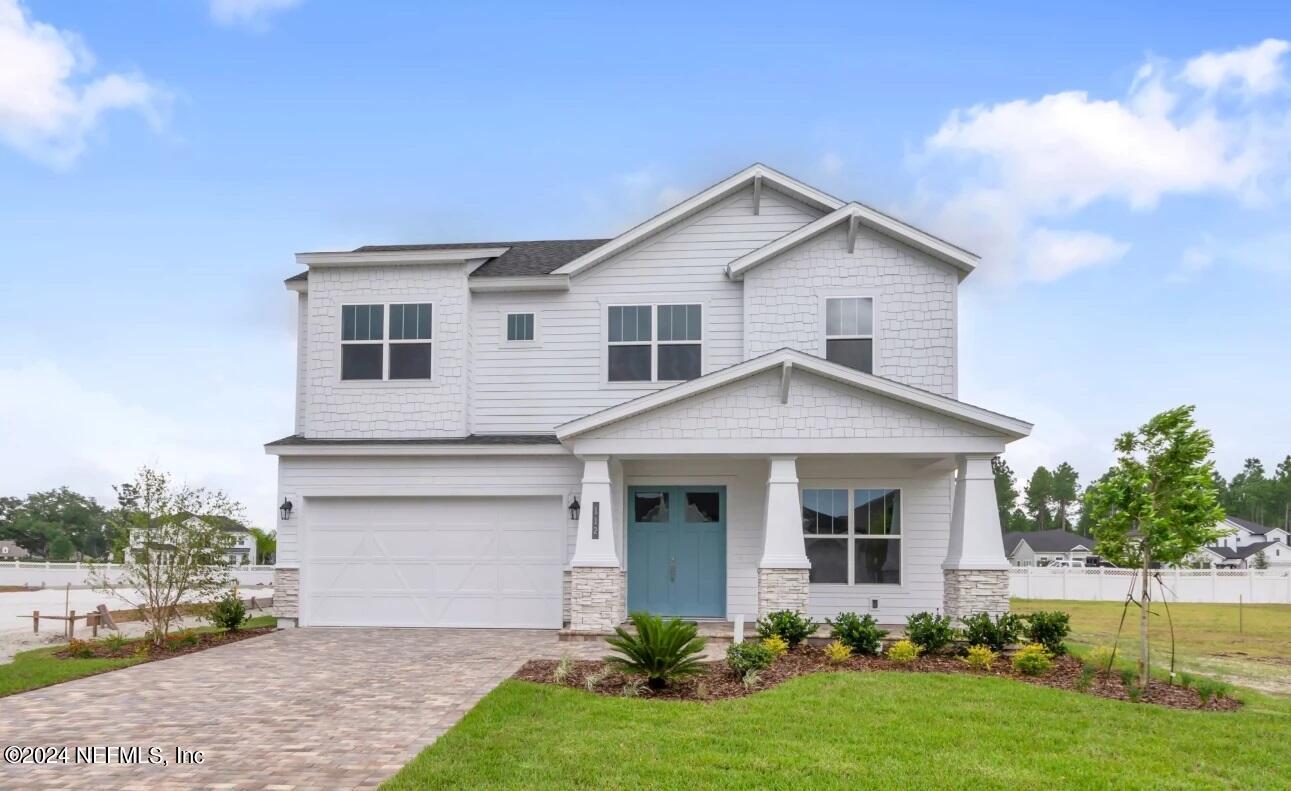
[555,350,1032,633]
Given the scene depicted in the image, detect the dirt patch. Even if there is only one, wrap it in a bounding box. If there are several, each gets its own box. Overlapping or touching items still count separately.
[516,648,1241,711]
[55,625,275,662]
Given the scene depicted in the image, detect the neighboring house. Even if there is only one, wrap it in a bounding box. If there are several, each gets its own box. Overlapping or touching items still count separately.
[130,515,257,565]
[0,540,30,560]
[1002,530,1095,567]
[1188,517,1291,568]
[266,163,1033,631]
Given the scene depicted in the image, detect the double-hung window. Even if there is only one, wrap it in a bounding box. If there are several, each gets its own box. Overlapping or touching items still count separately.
[607,304,701,382]
[340,302,433,380]
[802,488,901,585]
[824,297,873,373]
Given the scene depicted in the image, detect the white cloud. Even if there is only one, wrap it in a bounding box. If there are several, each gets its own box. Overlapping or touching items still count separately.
[1023,228,1130,282]
[818,152,844,177]
[209,0,302,31]
[0,0,165,168]
[1183,38,1290,96]
[1173,230,1291,280]
[914,39,1291,283]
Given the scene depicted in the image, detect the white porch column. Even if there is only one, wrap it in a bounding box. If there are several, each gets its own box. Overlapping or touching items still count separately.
[942,454,1010,620]
[568,455,624,632]
[758,455,810,616]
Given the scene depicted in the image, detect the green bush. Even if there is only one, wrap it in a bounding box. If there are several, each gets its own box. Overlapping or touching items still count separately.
[828,612,887,655]
[1011,643,1053,676]
[726,641,774,679]
[905,612,955,653]
[962,644,996,671]
[606,611,708,690]
[824,640,853,664]
[887,639,921,664]
[100,633,130,655]
[960,612,1023,652]
[209,589,247,632]
[66,638,95,659]
[1023,610,1070,655]
[1194,677,1232,704]
[756,610,818,648]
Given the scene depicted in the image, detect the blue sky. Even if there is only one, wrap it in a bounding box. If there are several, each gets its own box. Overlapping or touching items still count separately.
[2,0,1289,527]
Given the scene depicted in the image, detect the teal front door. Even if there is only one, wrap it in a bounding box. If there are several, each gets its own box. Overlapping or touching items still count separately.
[627,486,726,618]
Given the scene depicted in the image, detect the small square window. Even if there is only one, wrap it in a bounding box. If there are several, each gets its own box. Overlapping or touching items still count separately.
[506,313,535,342]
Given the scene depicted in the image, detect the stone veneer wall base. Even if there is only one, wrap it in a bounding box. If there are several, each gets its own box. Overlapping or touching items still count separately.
[273,567,300,625]
[757,568,809,616]
[569,566,625,632]
[942,568,1009,621]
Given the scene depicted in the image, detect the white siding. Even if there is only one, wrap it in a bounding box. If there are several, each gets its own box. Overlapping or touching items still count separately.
[468,186,822,434]
[294,292,308,434]
[744,223,959,397]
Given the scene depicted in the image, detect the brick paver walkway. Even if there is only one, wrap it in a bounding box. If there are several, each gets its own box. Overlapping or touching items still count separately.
[0,627,606,790]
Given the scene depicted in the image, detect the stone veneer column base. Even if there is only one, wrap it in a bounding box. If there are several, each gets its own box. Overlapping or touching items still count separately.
[273,567,299,627]
[942,568,1009,621]
[757,568,809,617]
[569,566,625,632]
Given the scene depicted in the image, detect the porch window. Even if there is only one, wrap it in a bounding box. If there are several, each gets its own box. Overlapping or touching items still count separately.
[607,304,701,382]
[802,487,901,585]
[824,297,873,373]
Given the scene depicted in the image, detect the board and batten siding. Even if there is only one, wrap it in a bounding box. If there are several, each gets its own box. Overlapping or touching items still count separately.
[467,185,822,434]
[275,454,583,567]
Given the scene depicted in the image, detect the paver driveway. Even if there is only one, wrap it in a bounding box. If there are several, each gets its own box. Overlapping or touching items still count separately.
[0,627,604,790]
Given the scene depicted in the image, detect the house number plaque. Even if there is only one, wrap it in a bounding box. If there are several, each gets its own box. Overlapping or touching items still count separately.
[592,502,600,539]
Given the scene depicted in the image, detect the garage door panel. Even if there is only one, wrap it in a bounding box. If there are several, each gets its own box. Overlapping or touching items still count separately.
[303,496,564,628]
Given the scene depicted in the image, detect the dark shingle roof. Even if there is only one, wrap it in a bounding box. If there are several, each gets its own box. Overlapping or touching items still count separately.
[1227,516,1279,535]
[1003,530,1096,555]
[284,239,608,284]
[265,434,562,447]
[1206,540,1278,560]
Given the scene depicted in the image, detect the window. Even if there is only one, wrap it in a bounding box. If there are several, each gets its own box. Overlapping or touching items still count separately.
[802,487,901,585]
[506,312,535,342]
[825,297,873,373]
[340,302,432,381]
[607,304,701,382]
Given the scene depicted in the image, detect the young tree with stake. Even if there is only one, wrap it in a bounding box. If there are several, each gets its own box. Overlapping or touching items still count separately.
[1085,406,1225,687]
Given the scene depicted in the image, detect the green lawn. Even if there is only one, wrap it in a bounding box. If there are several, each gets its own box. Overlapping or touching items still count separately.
[0,615,275,698]
[383,673,1291,790]
[1013,599,1291,695]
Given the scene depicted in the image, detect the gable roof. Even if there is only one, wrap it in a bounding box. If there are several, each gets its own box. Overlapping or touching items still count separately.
[1206,540,1278,560]
[555,348,1032,441]
[1227,516,1282,536]
[550,163,845,278]
[726,202,978,280]
[1002,530,1095,555]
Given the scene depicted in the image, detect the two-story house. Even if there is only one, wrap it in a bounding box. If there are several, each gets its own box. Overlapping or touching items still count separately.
[1190,516,1291,568]
[130,515,257,565]
[266,164,1032,631]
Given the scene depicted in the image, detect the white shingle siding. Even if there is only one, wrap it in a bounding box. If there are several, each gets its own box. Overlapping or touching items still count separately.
[592,369,981,440]
[294,292,308,434]
[304,264,468,438]
[466,185,822,434]
[743,223,958,397]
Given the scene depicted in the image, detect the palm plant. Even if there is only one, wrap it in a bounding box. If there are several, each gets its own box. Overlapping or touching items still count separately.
[605,611,708,689]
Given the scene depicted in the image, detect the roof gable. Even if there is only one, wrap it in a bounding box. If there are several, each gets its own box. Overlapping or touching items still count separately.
[1002,530,1093,553]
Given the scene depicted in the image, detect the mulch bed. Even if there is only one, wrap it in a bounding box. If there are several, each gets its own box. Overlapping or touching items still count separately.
[515,647,1241,711]
[54,625,276,662]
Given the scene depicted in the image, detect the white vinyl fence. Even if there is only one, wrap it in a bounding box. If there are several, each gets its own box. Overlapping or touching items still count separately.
[0,561,274,590]
[1011,566,1291,604]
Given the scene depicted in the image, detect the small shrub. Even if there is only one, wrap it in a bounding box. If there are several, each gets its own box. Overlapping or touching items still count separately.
[726,641,774,679]
[761,634,789,658]
[584,666,611,692]
[828,612,887,655]
[552,654,574,684]
[1011,643,1053,676]
[1178,672,1195,690]
[960,612,1022,652]
[605,611,707,690]
[66,638,95,659]
[1085,644,1116,675]
[961,644,996,672]
[1125,683,1143,703]
[101,633,129,654]
[1023,610,1070,655]
[1118,667,1136,689]
[1076,665,1095,692]
[756,610,818,648]
[1194,677,1232,704]
[824,640,853,664]
[695,680,709,699]
[165,630,200,650]
[209,588,248,632]
[619,677,645,697]
[905,612,954,653]
[741,668,763,690]
[887,639,921,664]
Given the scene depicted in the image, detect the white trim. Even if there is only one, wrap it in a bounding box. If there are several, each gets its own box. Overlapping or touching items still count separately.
[725,203,979,280]
[338,301,435,383]
[570,436,1010,455]
[557,348,1032,441]
[552,163,843,277]
[468,274,570,293]
[265,442,571,457]
[296,248,510,266]
[285,278,308,294]
[603,301,706,385]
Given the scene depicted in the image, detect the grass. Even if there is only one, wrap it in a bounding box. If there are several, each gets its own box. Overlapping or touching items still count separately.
[383,673,1291,790]
[1012,599,1291,695]
[0,615,274,698]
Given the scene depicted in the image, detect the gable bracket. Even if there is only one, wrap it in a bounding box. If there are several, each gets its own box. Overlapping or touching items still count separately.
[847,213,859,254]
[779,361,793,404]
[752,174,762,215]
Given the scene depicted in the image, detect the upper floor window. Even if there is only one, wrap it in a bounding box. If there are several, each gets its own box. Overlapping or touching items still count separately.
[802,487,901,585]
[825,297,873,374]
[341,302,432,381]
[607,304,701,382]
[506,312,535,342]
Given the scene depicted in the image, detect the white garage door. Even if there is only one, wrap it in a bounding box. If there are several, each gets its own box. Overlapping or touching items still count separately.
[303,496,565,628]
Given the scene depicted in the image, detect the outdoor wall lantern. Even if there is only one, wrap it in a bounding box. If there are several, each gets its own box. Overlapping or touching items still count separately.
[568,495,581,522]
[279,498,294,521]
